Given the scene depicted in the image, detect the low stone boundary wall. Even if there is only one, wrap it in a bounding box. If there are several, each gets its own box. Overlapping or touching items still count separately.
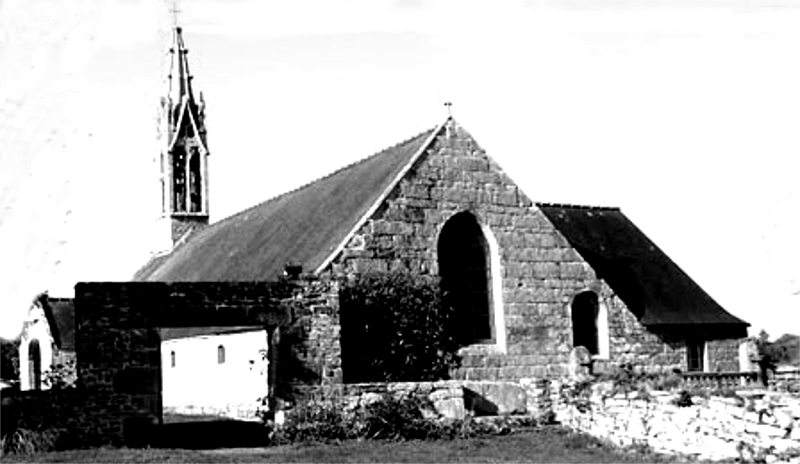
[163,376,800,462]
[552,382,800,462]
[339,381,465,419]
[312,379,550,420]
[314,379,800,462]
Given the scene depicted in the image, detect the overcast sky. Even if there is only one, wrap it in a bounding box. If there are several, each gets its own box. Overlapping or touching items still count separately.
[1,0,798,341]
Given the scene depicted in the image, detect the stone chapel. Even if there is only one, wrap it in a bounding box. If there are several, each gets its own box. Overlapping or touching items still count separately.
[131,22,749,412]
[16,22,751,414]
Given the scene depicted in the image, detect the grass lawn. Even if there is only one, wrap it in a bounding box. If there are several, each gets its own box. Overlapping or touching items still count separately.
[4,425,680,463]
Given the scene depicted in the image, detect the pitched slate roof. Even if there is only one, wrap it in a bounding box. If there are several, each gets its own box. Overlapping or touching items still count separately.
[537,204,748,333]
[134,118,747,337]
[135,126,439,282]
[39,296,75,351]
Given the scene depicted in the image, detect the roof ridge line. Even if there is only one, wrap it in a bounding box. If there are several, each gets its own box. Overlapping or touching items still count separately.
[314,117,451,274]
[210,126,439,227]
[536,202,620,211]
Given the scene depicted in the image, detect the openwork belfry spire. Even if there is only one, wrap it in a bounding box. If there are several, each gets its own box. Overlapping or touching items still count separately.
[156,15,209,253]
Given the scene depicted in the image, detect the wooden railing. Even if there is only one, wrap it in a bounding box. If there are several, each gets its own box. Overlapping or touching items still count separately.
[681,371,761,389]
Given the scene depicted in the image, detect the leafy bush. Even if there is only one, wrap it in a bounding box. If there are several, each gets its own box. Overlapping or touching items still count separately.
[359,394,440,440]
[43,359,77,390]
[0,389,84,455]
[1,428,62,455]
[595,364,684,397]
[340,272,461,383]
[267,391,539,445]
[1,338,19,381]
[274,395,354,444]
[673,390,693,407]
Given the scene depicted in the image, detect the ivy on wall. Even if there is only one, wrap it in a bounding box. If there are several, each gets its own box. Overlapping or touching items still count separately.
[340,272,461,383]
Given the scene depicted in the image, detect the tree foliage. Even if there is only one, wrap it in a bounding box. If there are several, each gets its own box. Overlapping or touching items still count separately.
[755,330,799,368]
[340,272,461,383]
[1,338,19,381]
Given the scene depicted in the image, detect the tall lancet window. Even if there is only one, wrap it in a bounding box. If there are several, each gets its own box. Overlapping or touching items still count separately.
[438,211,493,344]
[188,147,202,213]
[29,339,42,390]
[172,147,187,212]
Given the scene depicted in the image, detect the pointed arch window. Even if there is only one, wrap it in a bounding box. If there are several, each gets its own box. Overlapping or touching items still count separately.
[438,211,494,344]
[170,350,176,368]
[28,339,42,390]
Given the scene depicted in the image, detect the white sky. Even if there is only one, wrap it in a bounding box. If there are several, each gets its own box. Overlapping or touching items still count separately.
[1,0,798,340]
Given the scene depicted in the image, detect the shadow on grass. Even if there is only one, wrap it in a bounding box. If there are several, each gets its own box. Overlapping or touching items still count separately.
[153,415,270,450]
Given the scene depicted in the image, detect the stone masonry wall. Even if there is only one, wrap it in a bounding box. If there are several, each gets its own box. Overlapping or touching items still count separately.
[300,376,799,462]
[707,338,741,372]
[600,293,685,372]
[74,283,163,447]
[331,378,800,462]
[552,382,800,462]
[73,280,334,446]
[326,119,728,380]
[281,276,342,389]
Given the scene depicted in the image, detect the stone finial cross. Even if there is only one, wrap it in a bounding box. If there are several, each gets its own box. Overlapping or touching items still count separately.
[444,101,453,117]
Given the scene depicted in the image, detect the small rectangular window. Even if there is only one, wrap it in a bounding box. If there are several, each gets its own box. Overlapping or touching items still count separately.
[687,339,705,372]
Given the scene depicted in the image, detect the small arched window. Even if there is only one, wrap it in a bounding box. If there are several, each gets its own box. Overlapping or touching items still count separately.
[170,350,176,368]
[438,211,493,344]
[572,291,600,355]
[217,345,225,364]
[29,339,42,390]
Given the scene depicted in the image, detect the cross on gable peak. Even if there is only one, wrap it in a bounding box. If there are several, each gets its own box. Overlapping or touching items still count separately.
[444,101,453,118]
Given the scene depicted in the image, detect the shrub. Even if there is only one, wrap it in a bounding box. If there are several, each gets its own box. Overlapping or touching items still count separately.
[1,428,62,455]
[359,394,439,440]
[0,338,19,381]
[596,364,684,396]
[42,359,77,390]
[267,392,540,445]
[340,272,461,383]
[651,371,683,391]
[275,395,354,444]
[0,389,84,455]
[673,390,693,407]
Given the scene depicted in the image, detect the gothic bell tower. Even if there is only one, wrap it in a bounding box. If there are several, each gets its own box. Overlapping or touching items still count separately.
[155,24,209,253]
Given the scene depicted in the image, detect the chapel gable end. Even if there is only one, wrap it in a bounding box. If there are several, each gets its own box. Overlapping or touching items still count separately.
[332,118,537,276]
